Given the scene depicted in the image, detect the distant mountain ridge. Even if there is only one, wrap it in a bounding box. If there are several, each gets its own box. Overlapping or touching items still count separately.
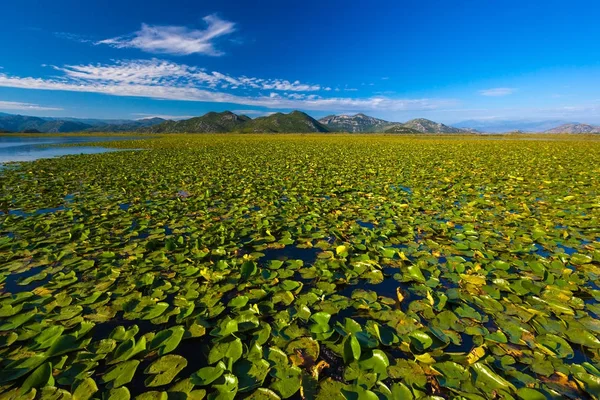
[3,110,597,134]
[141,111,250,133]
[544,123,600,134]
[240,111,328,133]
[318,113,396,132]
[143,111,328,133]
[454,119,573,133]
[0,113,166,133]
[387,118,470,133]
[0,111,475,134]
[318,114,471,133]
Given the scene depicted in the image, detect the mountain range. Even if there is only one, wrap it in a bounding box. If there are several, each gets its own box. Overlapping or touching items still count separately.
[1,111,599,134]
[0,113,166,133]
[543,123,600,134]
[142,111,470,133]
[452,119,600,133]
[318,113,395,132]
[141,111,329,133]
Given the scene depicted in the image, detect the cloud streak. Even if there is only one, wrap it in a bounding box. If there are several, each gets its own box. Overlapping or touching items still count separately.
[0,59,456,113]
[96,14,235,56]
[0,100,63,111]
[479,87,517,97]
[51,59,322,92]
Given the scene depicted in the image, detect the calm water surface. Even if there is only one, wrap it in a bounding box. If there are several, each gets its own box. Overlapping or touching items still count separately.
[0,135,143,163]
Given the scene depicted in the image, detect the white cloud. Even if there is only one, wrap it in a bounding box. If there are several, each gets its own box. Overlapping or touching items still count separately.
[97,14,235,56]
[0,60,455,113]
[261,80,320,92]
[54,32,92,43]
[0,100,62,111]
[479,87,517,97]
[49,59,322,93]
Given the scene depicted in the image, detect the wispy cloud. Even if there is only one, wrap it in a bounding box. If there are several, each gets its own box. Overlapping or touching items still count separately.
[50,59,322,92]
[96,14,235,56]
[0,100,62,111]
[479,87,517,97]
[54,32,92,43]
[0,59,456,113]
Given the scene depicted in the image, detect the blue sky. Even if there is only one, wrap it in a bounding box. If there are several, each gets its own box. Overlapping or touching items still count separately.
[1,0,600,123]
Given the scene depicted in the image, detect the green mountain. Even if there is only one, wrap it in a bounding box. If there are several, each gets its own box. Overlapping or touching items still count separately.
[238,111,329,133]
[87,117,167,132]
[141,111,250,133]
[40,120,93,133]
[0,114,53,132]
[0,111,472,134]
[141,111,329,133]
[0,113,166,133]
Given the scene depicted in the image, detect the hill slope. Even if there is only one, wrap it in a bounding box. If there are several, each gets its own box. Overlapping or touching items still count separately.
[455,119,570,133]
[544,123,600,134]
[318,113,395,132]
[142,112,250,133]
[40,120,93,133]
[0,113,166,133]
[401,118,468,133]
[319,114,469,133]
[383,125,421,134]
[238,111,328,133]
[87,118,167,132]
[0,114,54,132]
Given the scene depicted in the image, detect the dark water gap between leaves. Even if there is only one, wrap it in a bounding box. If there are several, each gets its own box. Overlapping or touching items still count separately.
[1,266,49,294]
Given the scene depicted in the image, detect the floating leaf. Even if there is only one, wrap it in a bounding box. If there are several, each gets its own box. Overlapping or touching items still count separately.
[144,355,187,387]
[192,362,226,386]
[21,362,54,394]
[101,360,140,389]
[150,326,184,355]
[343,334,361,363]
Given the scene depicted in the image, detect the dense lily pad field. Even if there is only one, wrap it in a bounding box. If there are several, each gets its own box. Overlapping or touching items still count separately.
[1,134,600,400]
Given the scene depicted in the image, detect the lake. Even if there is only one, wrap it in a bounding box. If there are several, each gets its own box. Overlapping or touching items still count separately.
[0,135,142,163]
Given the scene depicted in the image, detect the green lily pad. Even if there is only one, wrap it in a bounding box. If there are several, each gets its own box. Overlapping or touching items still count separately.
[144,355,188,387]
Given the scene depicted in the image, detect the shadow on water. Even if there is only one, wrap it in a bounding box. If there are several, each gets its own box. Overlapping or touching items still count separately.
[1,266,50,294]
[357,220,375,230]
[258,246,321,265]
[568,344,597,365]
[90,316,159,342]
[389,185,413,195]
[534,243,578,258]
[88,317,213,397]
[339,280,399,300]
[557,243,577,255]
[443,332,475,353]
[533,243,552,258]
[2,206,66,217]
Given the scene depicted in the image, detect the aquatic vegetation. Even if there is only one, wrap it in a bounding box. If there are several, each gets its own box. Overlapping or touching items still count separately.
[1,134,600,399]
